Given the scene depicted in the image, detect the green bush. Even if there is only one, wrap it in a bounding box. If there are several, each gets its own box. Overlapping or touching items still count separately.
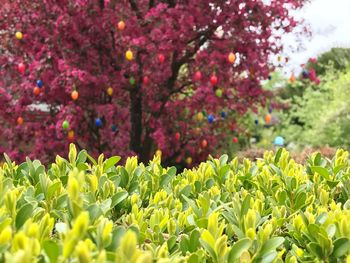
[1,144,350,262]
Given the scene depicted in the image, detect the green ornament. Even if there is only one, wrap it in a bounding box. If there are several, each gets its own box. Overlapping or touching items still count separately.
[129,77,135,85]
[215,89,223,98]
[202,110,207,117]
[62,120,69,130]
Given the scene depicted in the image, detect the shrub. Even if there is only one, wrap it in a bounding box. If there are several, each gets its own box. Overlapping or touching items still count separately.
[0,144,350,262]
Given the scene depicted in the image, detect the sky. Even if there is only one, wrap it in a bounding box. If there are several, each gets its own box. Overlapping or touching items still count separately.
[281,0,350,74]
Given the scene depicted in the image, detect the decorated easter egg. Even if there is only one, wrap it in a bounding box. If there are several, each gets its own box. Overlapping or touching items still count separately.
[175,132,181,141]
[17,117,24,125]
[194,71,202,81]
[71,90,79,100]
[107,87,113,96]
[95,118,102,128]
[129,77,135,85]
[125,49,133,61]
[15,31,23,40]
[215,89,223,98]
[210,75,218,86]
[118,21,125,30]
[186,157,192,165]
[228,52,236,64]
[33,87,41,95]
[265,114,272,124]
[36,80,43,88]
[112,124,118,132]
[62,120,69,130]
[201,139,208,148]
[158,54,165,63]
[232,136,239,143]
[197,112,204,121]
[207,114,214,123]
[18,63,25,74]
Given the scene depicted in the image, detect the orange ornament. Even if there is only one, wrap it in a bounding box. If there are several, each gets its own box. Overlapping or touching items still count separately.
[17,117,24,125]
[194,127,201,135]
[201,139,208,148]
[265,114,272,124]
[71,90,79,100]
[289,74,296,83]
[118,21,125,30]
[68,130,75,141]
[33,87,41,95]
[228,52,236,64]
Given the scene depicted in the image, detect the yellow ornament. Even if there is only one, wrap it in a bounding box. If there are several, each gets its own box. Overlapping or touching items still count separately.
[107,87,113,96]
[156,150,162,157]
[186,157,192,165]
[125,49,133,61]
[197,112,204,121]
[15,31,23,40]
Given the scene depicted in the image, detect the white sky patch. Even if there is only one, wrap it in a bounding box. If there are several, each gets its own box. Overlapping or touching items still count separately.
[280,0,350,74]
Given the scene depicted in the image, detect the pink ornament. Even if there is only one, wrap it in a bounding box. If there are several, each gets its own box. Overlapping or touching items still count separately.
[17,63,25,74]
[158,54,165,63]
[210,75,218,86]
[194,71,202,81]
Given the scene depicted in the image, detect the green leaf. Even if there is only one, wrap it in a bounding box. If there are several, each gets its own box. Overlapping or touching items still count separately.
[331,238,350,259]
[219,154,229,166]
[241,195,251,219]
[104,156,121,172]
[314,153,322,166]
[274,148,283,164]
[199,239,217,262]
[16,203,34,230]
[315,212,328,225]
[295,192,307,210]
[311,166,330,180]
[259,237,285,257]
[228,238,252,262]
[111,191,128,208]
[179,185,192,199]
[261,251,278,263]
[87,204,103,222]
[308,242,323,259]
[43,240,60,263]
[76,150,87,164]
[119,167,129,188]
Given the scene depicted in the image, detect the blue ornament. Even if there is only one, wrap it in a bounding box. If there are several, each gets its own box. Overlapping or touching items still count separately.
[95,118,102,128]
[221,111,227,118]
[254,119,259,125]
[111,124,118,132]
[268,106,273,113]
[302,69,309,79]
[274,136,284,146]
[207,115,214,123]
[36,79,43,88]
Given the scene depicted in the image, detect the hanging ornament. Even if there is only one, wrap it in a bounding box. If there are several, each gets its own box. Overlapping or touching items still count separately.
[277,56,282,62]
[95,118,103,128]
[186,157,192,165]
[36,80,43,88]
[107,87,113,96]
[62,120,69,130]
[207,114,214,123]
[175,132,181,141]
[15,31,23,40]
[228,52,236,64]
[215,89,223,98]
[67,130,75,141]
[302,69,309,79]
[274,136,284,146]
[289,74,296,83]
[17,63,25,74]
[268,106,273,113]
[129,77,135,85]
[210,75,218,86]
[71,90,79,100]
[156,149,162,157]
[254,119,259,125]
[33,87,41,95]
[125,49,133,61]
[158,54,165,63]
[268,75,272,80]
[194,127,201,135]
[221,111,227,118]
[118,21,125,30]
[232,136,239,144]
[143,76,150,85]
[17,117,24,125]
[111,124,118,132]
[197,112,204,121]
[265,114,272,124]
[201,139,208,148]
[285,57,289,63]
[194,71,202,81]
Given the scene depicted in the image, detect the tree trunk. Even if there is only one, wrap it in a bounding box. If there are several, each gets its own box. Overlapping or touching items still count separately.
[129,89,143,158]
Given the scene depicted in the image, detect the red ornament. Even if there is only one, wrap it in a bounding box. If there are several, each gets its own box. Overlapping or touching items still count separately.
[194,71,202,81]
[18,63,25,74]
[232,136,239,144]
[158,54,165,63]
[143,76,150,85]
[118,21,125,31]
[210,75,218,86]
[175,132,180,141]
[33,87,41,95]
[201,139,208,148]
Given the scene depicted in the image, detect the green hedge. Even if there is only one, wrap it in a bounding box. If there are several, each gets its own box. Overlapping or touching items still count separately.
[1,144,350,262]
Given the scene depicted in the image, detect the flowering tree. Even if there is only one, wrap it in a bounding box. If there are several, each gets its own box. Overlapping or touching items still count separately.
[0,0,305,163]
